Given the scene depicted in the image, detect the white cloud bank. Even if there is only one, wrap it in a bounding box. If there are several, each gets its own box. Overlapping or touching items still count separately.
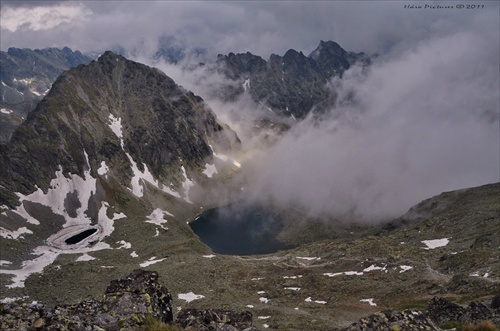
[0,3,91,32]
[243,30,499,221]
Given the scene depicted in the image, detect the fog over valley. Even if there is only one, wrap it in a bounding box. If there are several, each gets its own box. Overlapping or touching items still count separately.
[0,2,499,330]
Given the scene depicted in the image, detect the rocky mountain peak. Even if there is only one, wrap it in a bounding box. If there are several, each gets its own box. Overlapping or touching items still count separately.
[309,40,346,59]
[213,40,370,119]
[0,51,239,209]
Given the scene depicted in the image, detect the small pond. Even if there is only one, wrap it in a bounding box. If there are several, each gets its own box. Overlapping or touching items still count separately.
[64,228,98,245]
[189,202,295,255]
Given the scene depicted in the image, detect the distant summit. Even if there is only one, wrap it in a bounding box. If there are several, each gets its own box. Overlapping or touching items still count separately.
[214,40,371,119]
[0,47,94,142]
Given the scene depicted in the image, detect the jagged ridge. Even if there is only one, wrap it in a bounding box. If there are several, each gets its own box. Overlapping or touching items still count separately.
[214,40,370,118]
[0,51,239,208]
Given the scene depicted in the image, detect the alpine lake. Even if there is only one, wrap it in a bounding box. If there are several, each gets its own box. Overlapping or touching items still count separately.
[189,201,295,255]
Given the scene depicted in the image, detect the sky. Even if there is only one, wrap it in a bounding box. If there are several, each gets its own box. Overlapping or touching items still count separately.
[1,0,499,222]
[0,1,498,59]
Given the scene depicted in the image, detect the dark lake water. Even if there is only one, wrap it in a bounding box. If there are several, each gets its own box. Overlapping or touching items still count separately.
[64,228,98,245]
[189,202,295,255]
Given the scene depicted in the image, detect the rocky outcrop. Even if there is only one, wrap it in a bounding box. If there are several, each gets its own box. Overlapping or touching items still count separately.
[342,309,441,331]
[343,296,500,331]
[0,269,261,331]
[0,269,173,330]
[176,308,259,331]
[426,297,500,326]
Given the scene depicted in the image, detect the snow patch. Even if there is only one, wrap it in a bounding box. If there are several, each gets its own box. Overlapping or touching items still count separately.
[242,79,250,92]
[0,260,12,266]
[360,298,377,306]
[97,161,109,176]
[146,208,172,230]
[212,148,241,169]
[258,316,271,320]
[0,296,29,304]
[284,287,301,291]
[181,166,195,203]
[126,152,182,200]
[0,226,33,239]
[203,163,218,178]
[296,256,320,261]
[108,113,123,141]
[246,305,254,308]
[203,254,216,258]
[1,108,13,115]
[283,275,303,279]
[305,297,327,304]
[399,265,413,273]
[178,292,204,302]
[422,238,450,249]
[259,297,270,304]
[363,264,387,273]
[323,271,364,277]
[130,251,139,258]
[0,201,123,288]
[116,240,131,249]
[139,256,166,267]
[76,253,96,262]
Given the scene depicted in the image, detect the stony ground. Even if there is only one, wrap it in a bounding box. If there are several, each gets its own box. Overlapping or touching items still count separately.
[1,183,498,330]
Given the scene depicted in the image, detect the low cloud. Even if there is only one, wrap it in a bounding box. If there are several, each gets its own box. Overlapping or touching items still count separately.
[241,30,499,222]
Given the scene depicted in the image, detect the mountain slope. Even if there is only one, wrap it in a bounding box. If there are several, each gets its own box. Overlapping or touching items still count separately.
[1,51,239,206]
[0,52,240,291]
[0,47,94,142]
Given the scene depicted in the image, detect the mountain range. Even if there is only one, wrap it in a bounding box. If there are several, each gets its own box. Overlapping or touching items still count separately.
[213,40,370,119]
[1,41,370,143]
[0,43,498,331]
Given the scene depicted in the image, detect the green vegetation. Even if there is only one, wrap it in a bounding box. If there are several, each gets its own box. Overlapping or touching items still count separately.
[441,321,499,331]
[141,315,184,331]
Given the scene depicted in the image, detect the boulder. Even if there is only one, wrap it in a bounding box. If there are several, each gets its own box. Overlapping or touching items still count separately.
[342,309,441,331]
[426,297,465,325]
[426,296,500,326]
[0,269,173,330]
[176,308,258,331]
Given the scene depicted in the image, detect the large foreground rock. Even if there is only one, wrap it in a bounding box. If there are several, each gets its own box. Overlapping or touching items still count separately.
[0,269,173,330]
